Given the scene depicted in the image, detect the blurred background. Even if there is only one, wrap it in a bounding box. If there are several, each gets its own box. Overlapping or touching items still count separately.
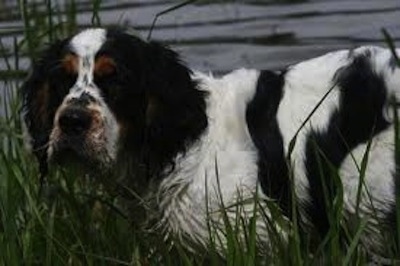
[0,0,399,75]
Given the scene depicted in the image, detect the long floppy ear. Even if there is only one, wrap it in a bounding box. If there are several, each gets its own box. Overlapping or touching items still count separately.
[141,42,208,172]
[22,59,50,177]
[22,39,71,177]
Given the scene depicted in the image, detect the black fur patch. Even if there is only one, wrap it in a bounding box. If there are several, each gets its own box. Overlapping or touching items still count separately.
[246,70,291,215]
[101,29,208,181]
[304,52,390,237]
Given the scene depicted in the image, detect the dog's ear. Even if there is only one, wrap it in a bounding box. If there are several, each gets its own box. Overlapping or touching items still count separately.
[22,39,71,177]
[144,42,208,145]
[22,64,49,177]
[119,41,207,174]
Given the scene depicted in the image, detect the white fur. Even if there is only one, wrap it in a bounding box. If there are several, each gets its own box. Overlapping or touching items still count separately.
[156,69,286,249]
[154,46,400,253]
[341,129,395,213]
[70,28,106,58]
[69,28,106,99]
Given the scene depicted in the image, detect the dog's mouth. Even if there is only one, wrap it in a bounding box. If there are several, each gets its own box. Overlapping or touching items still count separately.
[48,135,114,174]
[50,137,88,164]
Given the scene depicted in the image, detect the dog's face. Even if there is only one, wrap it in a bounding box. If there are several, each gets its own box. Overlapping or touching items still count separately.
[24,29,140,172]
[23,28,207,176]
[47,29,120,170]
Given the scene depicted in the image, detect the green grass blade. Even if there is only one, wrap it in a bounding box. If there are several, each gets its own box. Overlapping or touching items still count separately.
[343,218,368,266]
[287,81,338,160]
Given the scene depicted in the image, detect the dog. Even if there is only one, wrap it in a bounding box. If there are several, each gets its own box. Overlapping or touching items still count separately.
[22,28,400,256]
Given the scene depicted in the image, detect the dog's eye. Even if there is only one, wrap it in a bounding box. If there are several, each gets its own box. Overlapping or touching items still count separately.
[93,56,118,90]
[62,53,79,75]
[94,68,120,101]
[47,59,77,93]
[94,56,116,78]
[94,70,118,87]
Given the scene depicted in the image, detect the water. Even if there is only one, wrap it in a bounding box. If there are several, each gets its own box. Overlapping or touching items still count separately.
[0,0,399,74]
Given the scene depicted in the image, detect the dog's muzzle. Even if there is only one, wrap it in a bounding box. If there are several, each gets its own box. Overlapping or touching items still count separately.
[48,92,119,172]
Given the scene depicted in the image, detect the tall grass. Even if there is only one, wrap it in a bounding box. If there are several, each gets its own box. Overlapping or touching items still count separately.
[0,1,399,265]
[1,2,149,265]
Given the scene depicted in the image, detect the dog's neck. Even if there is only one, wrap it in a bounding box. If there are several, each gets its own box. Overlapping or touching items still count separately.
[111,99,208,228]
[108,69,263,245]
[113,79,208,197]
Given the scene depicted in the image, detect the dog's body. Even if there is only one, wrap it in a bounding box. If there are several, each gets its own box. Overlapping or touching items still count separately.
[23,28,400,255]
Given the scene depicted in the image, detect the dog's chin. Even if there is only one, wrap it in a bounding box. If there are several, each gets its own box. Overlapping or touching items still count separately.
[48,140,113,175]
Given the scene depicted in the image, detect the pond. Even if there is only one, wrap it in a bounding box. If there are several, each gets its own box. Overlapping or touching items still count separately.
[0,0,399,74]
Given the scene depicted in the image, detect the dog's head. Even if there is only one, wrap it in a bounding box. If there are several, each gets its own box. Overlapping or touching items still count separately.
[23,28,207,177]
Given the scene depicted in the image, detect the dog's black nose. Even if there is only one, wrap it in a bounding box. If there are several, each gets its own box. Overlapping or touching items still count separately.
[58,108,92,135]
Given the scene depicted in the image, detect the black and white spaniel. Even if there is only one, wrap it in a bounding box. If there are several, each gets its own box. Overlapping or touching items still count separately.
[22,28,400,255]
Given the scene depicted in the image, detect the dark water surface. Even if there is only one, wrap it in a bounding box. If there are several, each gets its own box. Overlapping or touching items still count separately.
[0,0,399,73]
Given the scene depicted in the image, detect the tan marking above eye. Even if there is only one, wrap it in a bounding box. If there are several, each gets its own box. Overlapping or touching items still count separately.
[62,53,79,74]
[94,56,116,77]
